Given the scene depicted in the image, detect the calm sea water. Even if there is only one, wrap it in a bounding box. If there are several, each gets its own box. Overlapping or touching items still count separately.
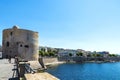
[46,62,120,80]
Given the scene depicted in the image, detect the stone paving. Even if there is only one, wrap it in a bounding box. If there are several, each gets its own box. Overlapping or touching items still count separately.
[0,59,14,80]
[25,72,59,80]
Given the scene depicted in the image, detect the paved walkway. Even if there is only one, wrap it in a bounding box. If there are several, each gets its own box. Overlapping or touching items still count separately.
[0,59,14,80]
[25,72,59,80]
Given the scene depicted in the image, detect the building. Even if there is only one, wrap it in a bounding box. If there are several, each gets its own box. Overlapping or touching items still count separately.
[2,25,39,61]
[97,51,109,57]
[58,49,77,57]
[77,49,90,57]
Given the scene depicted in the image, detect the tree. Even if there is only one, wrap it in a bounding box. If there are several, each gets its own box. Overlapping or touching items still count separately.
[92,53,97,57]
[44,52,49,56]
[41,48,46,52]
[91,53,102,57]
[52,49,58,54]
[39,51,44,57]
[69,53,72,57]
[76,52,83,56]
[109,54,117,57]
[80,52,83,56]
[49,52,55,56]
[96,54,102,57]
[87,54,92,57]
[39,48,58,57]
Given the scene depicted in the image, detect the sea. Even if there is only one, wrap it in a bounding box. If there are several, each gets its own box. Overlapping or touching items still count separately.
[46,62,120,80]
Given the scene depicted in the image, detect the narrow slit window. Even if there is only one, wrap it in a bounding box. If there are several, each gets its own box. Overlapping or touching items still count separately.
[24,45,29,48]
[6,42,9,47]
[20,44,22,47]
[10,32,13,36]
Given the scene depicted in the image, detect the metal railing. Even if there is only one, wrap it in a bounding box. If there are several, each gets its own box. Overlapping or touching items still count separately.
[25,63,35,74]
[9,59,20,80]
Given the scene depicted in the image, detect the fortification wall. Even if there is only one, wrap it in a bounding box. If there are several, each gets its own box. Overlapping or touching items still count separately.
[43,57,58,65]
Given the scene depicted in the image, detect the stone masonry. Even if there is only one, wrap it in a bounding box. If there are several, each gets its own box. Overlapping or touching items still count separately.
[2,25,39,61]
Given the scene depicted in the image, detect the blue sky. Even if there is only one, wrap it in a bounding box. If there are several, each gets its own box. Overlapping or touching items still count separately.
[0,0,120,54]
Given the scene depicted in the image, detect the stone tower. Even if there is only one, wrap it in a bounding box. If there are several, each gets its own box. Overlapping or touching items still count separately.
[2,25,39,61]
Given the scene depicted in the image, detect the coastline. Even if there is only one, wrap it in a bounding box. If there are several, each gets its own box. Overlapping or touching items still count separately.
[45,60,119,67]
[43,58,120,80]
[45,61,66,66]
[44,58,120,66]
[45,62,120,80]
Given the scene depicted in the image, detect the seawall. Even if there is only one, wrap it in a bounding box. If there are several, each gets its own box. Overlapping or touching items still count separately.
[42,57,65,66]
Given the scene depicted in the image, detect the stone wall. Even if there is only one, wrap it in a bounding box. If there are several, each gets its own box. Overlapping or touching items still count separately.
[42,57,58,64]
[58,56,120,62]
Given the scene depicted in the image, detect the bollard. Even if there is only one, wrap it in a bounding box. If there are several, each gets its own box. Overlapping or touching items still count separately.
[19,62,25,77]
[38,57,46,69]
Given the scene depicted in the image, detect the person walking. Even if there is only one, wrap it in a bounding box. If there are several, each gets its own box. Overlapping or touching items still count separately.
[14,55,19,64]
[8,56,11,63]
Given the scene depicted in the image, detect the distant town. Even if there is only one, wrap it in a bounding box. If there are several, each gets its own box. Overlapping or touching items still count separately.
[39,46,117,57]
[39,46,120,63]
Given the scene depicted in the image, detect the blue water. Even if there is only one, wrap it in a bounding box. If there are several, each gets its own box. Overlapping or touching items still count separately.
[46,62,120,80]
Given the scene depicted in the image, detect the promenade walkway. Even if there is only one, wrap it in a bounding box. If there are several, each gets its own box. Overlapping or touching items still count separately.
[0,59,14,80]
[0,59,59,80]
[25,72,59,80]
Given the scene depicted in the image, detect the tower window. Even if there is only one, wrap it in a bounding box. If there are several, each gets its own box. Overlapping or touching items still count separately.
[6,42,9,47]
[20,44,22,47]
[10,32,13,36]
[24,45,29,48]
